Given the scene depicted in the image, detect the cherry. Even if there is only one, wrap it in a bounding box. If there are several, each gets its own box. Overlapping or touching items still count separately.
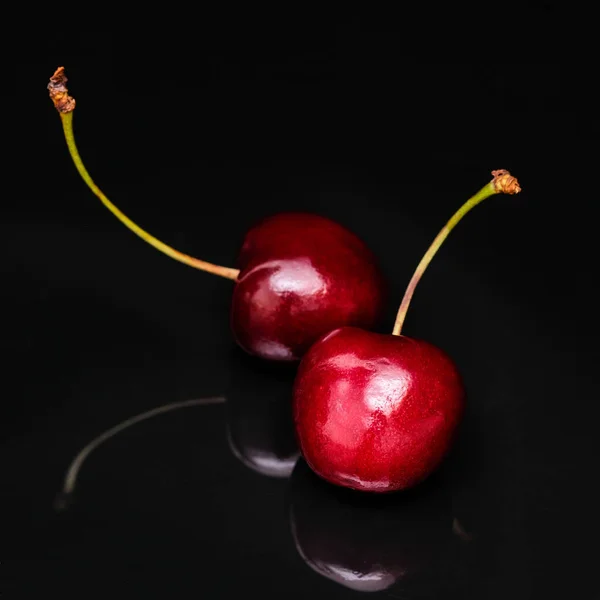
[293,170,521,492]
[230,212,385,360]
[48,68,386,361]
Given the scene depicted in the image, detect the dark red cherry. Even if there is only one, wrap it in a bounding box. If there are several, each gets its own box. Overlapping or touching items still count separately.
[231,213,386,361]
[49,69,386,363]
[292,171,521,492]
[293,327,465,492]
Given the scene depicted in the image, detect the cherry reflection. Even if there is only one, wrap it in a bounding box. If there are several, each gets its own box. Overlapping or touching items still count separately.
[288,459,463,593]
[226,351,300,478]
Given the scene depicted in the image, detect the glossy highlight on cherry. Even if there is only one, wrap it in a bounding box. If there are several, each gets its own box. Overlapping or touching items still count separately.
[47,67,386,362]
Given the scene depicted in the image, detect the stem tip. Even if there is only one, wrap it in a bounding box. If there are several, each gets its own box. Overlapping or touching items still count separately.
[48,66,76,113]
[491,169,521,195]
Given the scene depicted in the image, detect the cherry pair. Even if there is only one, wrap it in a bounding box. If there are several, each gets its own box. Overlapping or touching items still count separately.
[49,67,521,493]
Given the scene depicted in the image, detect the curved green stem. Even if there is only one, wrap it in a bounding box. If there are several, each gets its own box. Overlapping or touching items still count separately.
[50,68,239,281]
[392,171,521,336]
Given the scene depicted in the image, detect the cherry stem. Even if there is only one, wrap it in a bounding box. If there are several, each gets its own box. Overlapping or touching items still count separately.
[392,170,521,336]
[48,67,240,281]
[54,396,226,511]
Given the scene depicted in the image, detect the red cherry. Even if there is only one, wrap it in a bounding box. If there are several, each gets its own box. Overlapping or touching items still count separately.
[49,68,386,362]
[293,170,522,492]
[293,327,465,492]
[231,213,385,360]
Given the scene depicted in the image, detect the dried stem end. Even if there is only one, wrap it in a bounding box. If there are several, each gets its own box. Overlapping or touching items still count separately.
[491,169,521,195]
[48,66,76,113]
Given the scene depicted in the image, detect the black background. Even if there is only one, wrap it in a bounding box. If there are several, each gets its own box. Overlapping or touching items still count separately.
[4,12,599,599]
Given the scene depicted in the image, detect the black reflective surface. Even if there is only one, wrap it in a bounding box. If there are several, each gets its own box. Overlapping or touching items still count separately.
[5,22,598,599]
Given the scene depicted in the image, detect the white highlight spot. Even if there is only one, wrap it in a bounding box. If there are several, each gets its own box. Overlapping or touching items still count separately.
[269,260,327,296]
[363,371,411,416]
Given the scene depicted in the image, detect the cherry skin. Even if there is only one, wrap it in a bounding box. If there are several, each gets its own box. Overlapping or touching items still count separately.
[231,213,386,361]
[293,326,465,492]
